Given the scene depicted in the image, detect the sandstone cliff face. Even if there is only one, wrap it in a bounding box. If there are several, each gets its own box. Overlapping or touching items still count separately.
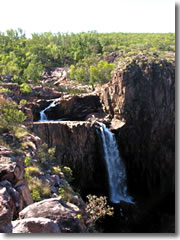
[99,56,175,196]
[31,121,108,197]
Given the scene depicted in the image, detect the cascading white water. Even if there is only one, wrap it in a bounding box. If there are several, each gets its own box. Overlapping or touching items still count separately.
[98,122,134,204]
[40,101,56,121]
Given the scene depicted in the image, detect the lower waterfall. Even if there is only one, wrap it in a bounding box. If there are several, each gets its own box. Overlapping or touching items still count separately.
[98,122,134,204]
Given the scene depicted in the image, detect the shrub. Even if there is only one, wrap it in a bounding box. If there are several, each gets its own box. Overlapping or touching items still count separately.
[23,57,43,84]
[47,147,56,161]
[31,189,41,202]
[0,86,11,94]
[41,182,51,197]
[61,166,73,183]
[0,137,11,150]
[13,126,28,139]
[25,166,41,178]
[85,195,114,226]
[51,165,73,183]
[19,99,27,105]
[0,99,26,132]
[24,155,32,167]
[70,60,115,87]
[51,166,61,175]
[20,83,32,94]
[36,143,56,166]
[67,88,87,94]
[20,140,35,150]
[89,60,115,86]
[26,175,51,201]
[26,176,42,191]
[76,214,82,220]
[69,65,76,79]
[59,184,74,202]
[70,65,89,83]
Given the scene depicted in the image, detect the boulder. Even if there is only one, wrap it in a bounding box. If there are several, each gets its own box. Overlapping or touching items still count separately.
[0,187,13,232]
[0,181,20,218]
[12,217,60,233]
[19,197,87,233]
[0,146,33,216]
[16,184,33,211]
[0,146,24,185]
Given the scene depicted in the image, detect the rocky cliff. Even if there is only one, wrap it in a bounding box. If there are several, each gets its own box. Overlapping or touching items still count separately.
[29,55,175,201]
[31,121,108,197]
[99,55,175,197]
[37,93,105,121]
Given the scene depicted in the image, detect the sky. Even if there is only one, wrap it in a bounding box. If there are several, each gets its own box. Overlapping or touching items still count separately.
[0,0,175,37]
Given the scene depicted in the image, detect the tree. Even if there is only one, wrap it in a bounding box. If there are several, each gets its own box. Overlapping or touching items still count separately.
[89,60,115,86]
[0,99,26,132]
[23,56,44,83]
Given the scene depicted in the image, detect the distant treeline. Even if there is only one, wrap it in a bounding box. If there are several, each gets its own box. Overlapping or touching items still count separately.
[0,29,175,85]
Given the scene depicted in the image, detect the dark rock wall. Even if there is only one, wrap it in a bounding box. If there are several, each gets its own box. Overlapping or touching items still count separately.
[100,57,175,197]
[31,121,108,197]
[44,94,104,121]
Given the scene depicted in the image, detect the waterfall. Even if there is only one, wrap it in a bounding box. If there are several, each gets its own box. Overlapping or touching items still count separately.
[40,101,56,121]
[98,122,134,204]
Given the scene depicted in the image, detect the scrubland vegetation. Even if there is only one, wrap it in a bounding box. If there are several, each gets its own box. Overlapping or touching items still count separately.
[0,29,175,87]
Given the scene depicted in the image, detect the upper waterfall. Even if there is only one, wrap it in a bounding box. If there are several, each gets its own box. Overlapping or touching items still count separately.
[40,101,57,121]
[98,122,134,204]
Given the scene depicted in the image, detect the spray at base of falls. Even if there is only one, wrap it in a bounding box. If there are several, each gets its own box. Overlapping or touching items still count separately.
[98,122,134,204]
[40,101,57,121]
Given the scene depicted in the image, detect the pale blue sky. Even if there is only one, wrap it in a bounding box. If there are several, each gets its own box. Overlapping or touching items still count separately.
[0,0,175,36]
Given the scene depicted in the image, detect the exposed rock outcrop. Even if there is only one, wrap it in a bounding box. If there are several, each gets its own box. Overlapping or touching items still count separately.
[0,146,33,215]
[42,67,91,93]
[19,197,87,233]
[0,187,13,232]
[12,217,61,233]
[0,142,89,233]
[0,84,62,102]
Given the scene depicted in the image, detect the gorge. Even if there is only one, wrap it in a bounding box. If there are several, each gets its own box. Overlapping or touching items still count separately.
[0,54,175,233]
[27,55,174,232]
